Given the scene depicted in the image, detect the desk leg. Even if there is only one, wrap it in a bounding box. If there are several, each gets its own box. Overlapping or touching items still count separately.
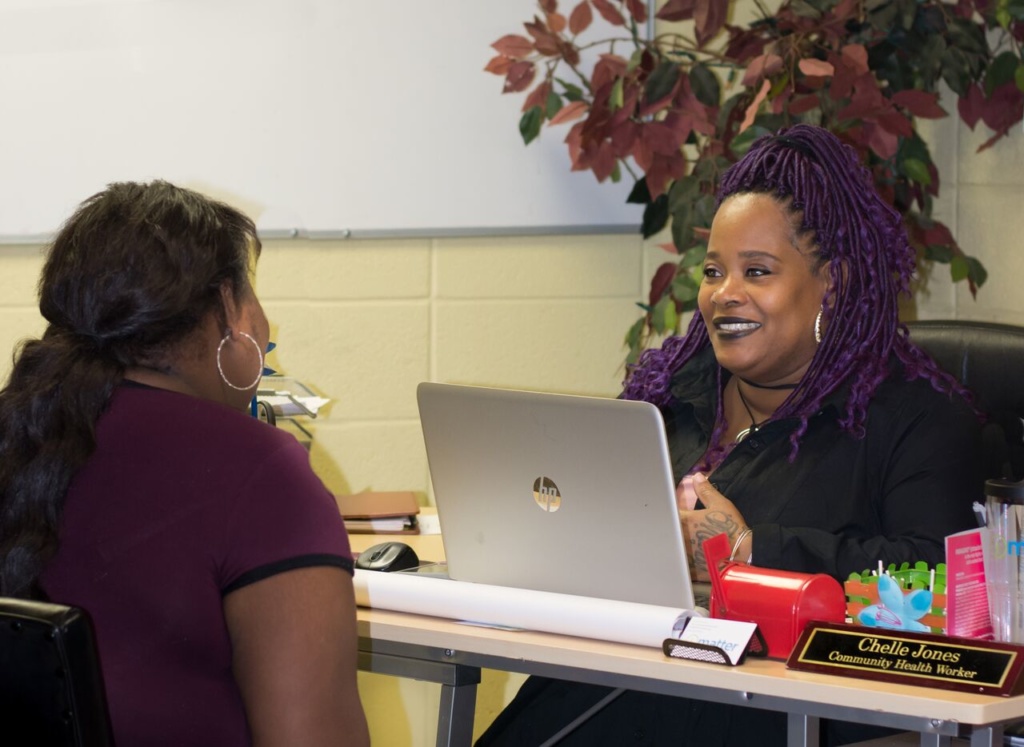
[915,735,951,747]
[436,681,478,747]
[787,712,820,747]
[968,725,1000,747]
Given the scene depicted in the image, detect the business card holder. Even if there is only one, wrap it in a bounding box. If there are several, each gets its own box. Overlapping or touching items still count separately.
[662,618,768,667]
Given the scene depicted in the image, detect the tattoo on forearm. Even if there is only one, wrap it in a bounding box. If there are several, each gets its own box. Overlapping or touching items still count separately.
[693,511,740,577]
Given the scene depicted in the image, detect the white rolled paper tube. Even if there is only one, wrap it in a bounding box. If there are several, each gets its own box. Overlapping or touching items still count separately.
[354,569,695,648]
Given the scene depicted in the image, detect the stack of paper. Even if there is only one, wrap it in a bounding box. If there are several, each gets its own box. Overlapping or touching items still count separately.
[336,491,420,535]
[256,376,328,418]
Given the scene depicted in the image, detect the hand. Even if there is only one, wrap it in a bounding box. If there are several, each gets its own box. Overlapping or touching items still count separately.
[678,473,750,581]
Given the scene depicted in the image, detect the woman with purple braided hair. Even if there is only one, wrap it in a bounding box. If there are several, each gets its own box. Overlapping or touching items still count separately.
[477,124,982,747]
[622,123,980,586]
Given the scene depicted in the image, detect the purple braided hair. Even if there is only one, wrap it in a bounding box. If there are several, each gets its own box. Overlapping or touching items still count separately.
[622,124,968,462]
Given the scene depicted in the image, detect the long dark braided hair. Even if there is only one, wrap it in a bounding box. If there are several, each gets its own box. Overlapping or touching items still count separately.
[622,124,967,462]
[0,181,259,598]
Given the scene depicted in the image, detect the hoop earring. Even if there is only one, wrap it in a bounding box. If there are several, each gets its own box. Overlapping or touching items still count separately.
[217,331,264,391]
[814,308,823,345]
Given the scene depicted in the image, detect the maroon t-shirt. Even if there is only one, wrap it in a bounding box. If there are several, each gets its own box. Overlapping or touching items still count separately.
[41,383,353,746]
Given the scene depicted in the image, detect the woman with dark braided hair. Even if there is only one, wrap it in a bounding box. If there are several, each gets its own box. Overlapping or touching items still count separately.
[0,182,369,746]
[477,125,982,746]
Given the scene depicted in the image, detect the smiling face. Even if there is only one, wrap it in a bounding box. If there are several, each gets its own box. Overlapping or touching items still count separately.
[698,193,830,386]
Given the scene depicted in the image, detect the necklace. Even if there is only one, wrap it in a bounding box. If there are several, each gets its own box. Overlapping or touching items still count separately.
[738,376,798,391]
[734,383,768,443]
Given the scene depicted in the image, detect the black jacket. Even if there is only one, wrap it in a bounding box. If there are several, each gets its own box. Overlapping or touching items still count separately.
[663,347,983,579]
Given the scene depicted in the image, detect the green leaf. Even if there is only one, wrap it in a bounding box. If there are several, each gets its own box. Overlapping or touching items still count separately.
[624,316,646,352]
[966,256,988,288]
[693,193,717,229]
[679,244,707,269]
[671,272,700,305]
[691,155,716,185]
[670,202,695,254]
[689,63,720,108]
[902,158,931,186]
[667,174,700,213]
[1006,0,1024,21]
[898,133,930,166]
[644,61,680,106]
[627,177,652,205]
[545,91,563,119]
[610,77,625,112]
[730,124,774,158]
[627,48,645,74]
[950,255,970,282]
[914,35,947,90]
[947,18,988,57]
[895,0,916,29]
[555,78,584,102]
[641,194,669,238]
[924,244,954,263]
[519,106,543,145]
[1016,64,1024,93]
[941,48,972,98]
[651,294,678,335]
[866,0,899,32]
[986,51,1020,96]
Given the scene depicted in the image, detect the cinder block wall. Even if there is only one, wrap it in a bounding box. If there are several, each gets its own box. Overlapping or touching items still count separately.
[256,232,646,500]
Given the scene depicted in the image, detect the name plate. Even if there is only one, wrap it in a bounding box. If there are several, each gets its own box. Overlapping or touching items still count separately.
[787,622,1024,695]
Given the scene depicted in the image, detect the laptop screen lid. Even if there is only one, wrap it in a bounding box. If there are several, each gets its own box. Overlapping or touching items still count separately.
[416,382,696,610]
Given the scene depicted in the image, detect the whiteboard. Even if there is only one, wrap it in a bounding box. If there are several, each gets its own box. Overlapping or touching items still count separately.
[0,0,643,240]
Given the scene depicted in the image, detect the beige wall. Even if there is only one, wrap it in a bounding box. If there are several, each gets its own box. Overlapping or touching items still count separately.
[256,231,646,500]
[1,95,1022,747]
[908,112,1024,325]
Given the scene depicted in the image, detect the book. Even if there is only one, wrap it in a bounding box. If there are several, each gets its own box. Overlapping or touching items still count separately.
[336,491,420,535]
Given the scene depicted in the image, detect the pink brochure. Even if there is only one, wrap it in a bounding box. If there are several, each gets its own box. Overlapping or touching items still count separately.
[945,528,994,639]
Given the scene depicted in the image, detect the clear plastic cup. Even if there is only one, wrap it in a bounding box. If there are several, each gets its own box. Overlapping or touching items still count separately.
[984,479,1024,643]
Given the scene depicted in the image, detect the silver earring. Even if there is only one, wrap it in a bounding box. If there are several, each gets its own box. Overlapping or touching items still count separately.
[217,331,264,391]
[814,309,823,344]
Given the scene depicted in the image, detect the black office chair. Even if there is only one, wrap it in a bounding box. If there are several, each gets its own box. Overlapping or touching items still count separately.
[906,319,1024,481]
[0,598,115,747]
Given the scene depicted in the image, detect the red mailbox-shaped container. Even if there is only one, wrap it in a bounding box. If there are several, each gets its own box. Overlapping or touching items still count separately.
[704,534,847,659]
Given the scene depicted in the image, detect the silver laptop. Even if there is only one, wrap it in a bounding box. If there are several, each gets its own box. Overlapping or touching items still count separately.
[416,382,697,610]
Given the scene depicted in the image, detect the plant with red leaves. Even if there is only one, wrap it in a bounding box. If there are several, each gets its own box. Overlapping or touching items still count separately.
[486,0,1023,363]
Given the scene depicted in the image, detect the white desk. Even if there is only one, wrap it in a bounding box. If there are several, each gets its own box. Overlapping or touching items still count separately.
[352,533,1024,747]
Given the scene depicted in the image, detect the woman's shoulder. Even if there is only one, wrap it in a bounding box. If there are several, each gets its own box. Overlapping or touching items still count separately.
[868,363,979,428]
[107,383,298,456]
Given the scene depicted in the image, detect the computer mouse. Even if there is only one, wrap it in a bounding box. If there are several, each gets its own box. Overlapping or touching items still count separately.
[355,541,419,572]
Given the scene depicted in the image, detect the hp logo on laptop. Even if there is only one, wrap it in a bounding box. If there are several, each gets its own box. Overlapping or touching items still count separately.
[532,476,561,512]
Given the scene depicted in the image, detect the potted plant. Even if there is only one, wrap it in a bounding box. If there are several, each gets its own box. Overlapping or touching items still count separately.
[486,0,1024,362]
